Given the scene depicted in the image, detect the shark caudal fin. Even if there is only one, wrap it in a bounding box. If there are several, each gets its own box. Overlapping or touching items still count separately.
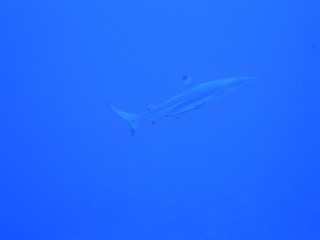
[108,103,139,135]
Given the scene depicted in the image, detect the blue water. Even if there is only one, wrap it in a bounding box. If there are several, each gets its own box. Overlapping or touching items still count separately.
[1,1,319,239]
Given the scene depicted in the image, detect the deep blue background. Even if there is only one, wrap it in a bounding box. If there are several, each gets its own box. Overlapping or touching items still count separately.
[1,1,319,239]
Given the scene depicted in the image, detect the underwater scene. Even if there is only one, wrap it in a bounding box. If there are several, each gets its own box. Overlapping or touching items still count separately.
[1,1,319,239]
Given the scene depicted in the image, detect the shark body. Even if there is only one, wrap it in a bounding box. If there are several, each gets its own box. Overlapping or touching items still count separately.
[109,76,256,135]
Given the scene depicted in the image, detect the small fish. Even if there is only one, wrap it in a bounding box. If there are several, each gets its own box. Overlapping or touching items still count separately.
[109,75,256,135]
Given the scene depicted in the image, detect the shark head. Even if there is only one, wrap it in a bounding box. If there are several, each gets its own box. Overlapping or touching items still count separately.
[221,76,257,91]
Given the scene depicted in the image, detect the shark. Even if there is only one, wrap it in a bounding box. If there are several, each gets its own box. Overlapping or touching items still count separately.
[109,75,256,135]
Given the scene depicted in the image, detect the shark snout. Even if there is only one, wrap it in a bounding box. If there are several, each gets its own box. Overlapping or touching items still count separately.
[239,76,257,83]
[230,76,257,89]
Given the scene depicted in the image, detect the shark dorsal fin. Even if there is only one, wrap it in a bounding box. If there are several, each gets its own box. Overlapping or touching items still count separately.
[182,75,198,89]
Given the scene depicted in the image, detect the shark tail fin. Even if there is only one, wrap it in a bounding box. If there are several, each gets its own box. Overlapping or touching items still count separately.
[108,103,139,135]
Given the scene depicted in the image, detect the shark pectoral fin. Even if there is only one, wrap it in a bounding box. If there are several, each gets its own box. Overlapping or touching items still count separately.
[130,126,137,136]
[182,75,199,89]
[195,103,205,110]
